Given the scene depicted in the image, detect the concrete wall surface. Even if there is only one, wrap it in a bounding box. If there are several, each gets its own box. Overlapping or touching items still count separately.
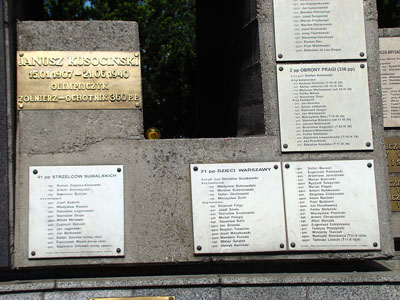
[14,137,393,268]
[1,271,400,299]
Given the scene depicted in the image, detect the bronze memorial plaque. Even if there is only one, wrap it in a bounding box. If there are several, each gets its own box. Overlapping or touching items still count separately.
[389,176,400,212]
[385,137,400,172]
[17,51,142,110]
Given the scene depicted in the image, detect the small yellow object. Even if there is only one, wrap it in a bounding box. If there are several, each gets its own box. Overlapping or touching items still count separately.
[146,127,161,139]
[18,103,24,109]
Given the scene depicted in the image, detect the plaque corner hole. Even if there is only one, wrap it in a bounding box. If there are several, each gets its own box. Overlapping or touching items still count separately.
[33,169,38,175]
[196,245,202,251]
[193,166,199,172]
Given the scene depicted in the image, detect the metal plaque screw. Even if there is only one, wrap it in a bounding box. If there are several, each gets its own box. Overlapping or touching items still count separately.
[18,104,24,109]
[279,67,284,71]
[283,144,288,149]
[278,54,283,59]
[197,245,202,251]
[193,166,198,172]
[274,165,279,170]
[373,242,378,248]
[19,52,24,57]
[116,248,121,253]
[290,242,296,248]
[169,297,174,300]
[135,103,140,108]
[366,142,371,147]
[360,52,365,57]
[117,168,122,173]
[367,163,372,168]
[33,169,38,175]
[360,64,365,69]
[280,243,285,249]
[31,251,36,256]
[285,164,290,169]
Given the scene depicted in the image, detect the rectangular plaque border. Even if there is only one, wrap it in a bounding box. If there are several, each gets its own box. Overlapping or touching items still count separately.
[190,160,381,254]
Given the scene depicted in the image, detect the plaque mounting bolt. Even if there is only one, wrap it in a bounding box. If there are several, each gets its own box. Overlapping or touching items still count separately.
[274,165,279,170]
[193,166,198,172]
[283,144,288,149]
[18,104,24,109]
[135,103,140,108]
[33,169,38,175]
[117,168,121,173]
[285,164,290,169]
[116,248,121,253]
[197,245,202,251]
[360,64,365,69]
[31,251,36,256]
[19,52,24,57]
[373,242,378,248]
[290,242,296,248]
[366,142,371,147]
[279,67,284,71]
[278,54,283,59]
[367,163,372,168]
[280,243,285,249]
[360,52,365,57]
[169,297,174,300]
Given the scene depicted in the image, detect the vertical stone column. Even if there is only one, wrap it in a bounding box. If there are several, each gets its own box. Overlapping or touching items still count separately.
[17,21,144,156]
[14,21,143,267]
[0,0,10,268]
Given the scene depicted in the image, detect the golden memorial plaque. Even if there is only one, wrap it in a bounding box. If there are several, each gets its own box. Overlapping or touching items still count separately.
[17,51,142,110]
[389,176,400,212]
[385,137,400,172]
[90,298,175,300]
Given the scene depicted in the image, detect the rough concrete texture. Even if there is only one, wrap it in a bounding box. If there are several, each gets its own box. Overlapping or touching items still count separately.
[18,110,143,154]
[15,137,393,268]
[44,290,132,299]
[2,273,400,299]
[16,21,143,143]
[17,21,140,52]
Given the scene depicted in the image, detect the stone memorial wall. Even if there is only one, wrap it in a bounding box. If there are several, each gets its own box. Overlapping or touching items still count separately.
[11,0,392,272]
[0,0,398,298]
